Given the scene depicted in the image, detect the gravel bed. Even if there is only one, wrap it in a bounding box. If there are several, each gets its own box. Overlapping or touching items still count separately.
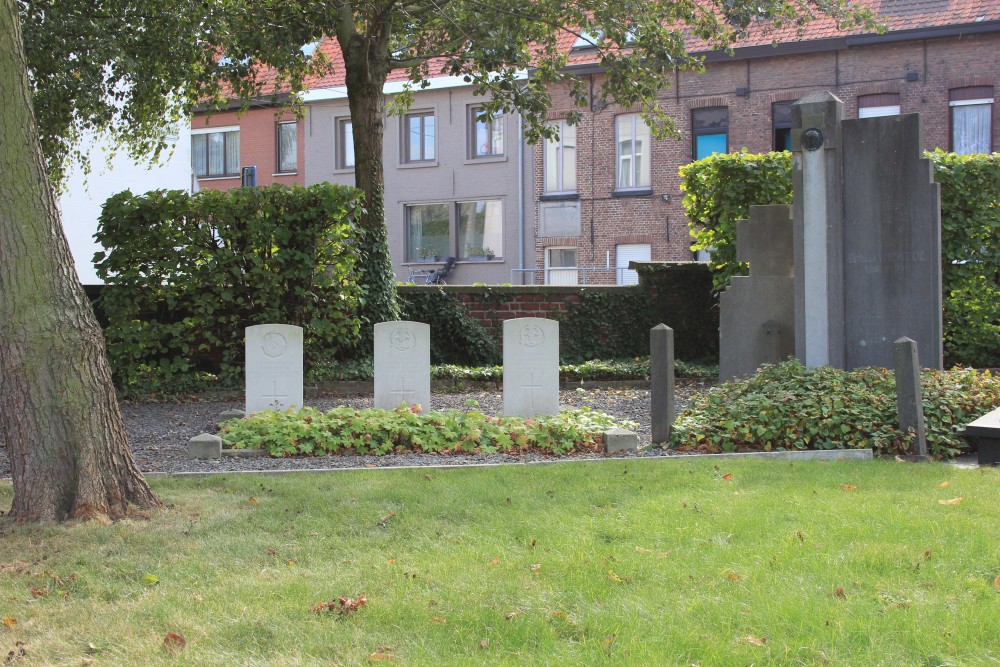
[0,381,713,478]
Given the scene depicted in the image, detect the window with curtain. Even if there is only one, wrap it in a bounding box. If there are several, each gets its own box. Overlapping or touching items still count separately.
[192,129,239,177]
[470,106,504,157]
[950,87,993,155]
[457,200,503,259]
[276,122,297,173]
[858,93,900,118]
[544,120,577,193]
[405,203,450,261]
[616,114,651,189]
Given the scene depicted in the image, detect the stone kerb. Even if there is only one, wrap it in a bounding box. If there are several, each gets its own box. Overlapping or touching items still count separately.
[502,318,559,417]
[374,321,431,412]
[245,324,303,415]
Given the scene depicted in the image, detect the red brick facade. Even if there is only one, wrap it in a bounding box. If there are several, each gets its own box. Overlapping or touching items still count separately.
[532,31,1000,283]
[192,107,305,191]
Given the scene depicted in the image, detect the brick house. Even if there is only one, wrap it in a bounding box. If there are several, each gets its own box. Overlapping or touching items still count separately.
[531,1,1000,284]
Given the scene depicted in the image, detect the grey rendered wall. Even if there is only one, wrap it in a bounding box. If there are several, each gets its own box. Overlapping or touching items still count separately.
[305,88,523,285]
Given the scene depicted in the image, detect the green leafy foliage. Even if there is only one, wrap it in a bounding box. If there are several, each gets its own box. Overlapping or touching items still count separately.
[681,150,1000,367]
[926,151,1000,368]
[679,150,793,293]
[556,289,655,362]
[95,184,365,396]
[400,289,500,365]
[221,405,637,457]
[670,360,1000,457]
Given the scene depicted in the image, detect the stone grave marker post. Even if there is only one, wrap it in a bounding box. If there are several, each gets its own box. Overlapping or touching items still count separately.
[245,324,304,415]
[374,321,431,412]
[893,336,928,459]
[650,324,675,444]
[502,318,559,417]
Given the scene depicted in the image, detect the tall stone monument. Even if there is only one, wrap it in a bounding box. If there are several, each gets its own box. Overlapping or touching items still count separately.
[792,92,942,370]
[503,318,559,417]
[719,205,796,380]
[374,321,431,412]
[245,324,303,414]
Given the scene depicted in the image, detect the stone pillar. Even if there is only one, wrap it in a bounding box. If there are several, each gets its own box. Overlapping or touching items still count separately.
[650,324,674,444]
[893,337,928,458]
[792,92,845,369]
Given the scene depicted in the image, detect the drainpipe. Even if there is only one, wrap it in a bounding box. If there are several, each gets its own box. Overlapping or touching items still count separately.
[517,112,525,284]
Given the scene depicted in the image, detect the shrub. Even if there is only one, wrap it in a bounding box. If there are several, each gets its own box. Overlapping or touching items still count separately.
[221,405,638,457]
[669,360,1000,457]
[399,288,500,365]
[680,150,1000,367]
[95,184,365,396]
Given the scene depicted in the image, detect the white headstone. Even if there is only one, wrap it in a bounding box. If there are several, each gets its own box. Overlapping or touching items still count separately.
[374,321,431,412]
[245,324,304,414]
[503,318,559,417]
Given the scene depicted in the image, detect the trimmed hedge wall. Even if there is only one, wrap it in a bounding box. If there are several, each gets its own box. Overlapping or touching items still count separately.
[95,184,365,394]
[680,150,1000,368]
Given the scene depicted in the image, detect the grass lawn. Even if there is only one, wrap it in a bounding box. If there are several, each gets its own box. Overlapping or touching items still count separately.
[1,459,998,666]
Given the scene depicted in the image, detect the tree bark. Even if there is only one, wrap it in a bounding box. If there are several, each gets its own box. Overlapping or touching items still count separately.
[340,29,400,349]
[0,0,160,521]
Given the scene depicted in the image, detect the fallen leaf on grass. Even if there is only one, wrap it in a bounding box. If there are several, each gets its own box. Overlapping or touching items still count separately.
[479,639,488,649]
[505,610,520,620]
[386,559,396,565]
[939,497,962,505]
[368,652,393,661]
[993,574,1000,590]
[602,634,617,650]
[529,564,541,574]
[833,587,846,598]
[722,473,733,481]
[141,573,159,586]
[741,635,767,646]
[840,484,857,490]
[725,571,742,582]
[248,496,258,506]
[939,481,950,488]
[5,641,26,664]
[377,512,396,528]
[608,570,624,583]
[635,546,650,553]
[1,619,15,628]
[424,474,433,480]
[312,595,367,615]
[657,550,673,558]
[29,587,43,599]
[490,557,500,566]
[266,547,278,556]
[430,617,447,624]
[162,633,186,656]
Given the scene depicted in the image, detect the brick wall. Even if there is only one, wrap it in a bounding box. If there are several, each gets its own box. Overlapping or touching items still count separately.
[532,31,1000,283]
[192,107,306,191]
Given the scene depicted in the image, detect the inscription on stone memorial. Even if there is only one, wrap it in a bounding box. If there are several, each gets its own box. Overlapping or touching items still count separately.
[245,324,304,414]
[503,318,559,417]
[374,321,431,412]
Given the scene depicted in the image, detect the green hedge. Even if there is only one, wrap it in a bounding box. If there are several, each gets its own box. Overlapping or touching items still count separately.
[680,150,1000,367]
[95,184,365,395]
[399,288,500,366]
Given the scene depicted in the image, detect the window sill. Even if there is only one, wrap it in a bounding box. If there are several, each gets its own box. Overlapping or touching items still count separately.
[399,160,439,169]
[458,258,503,264]
[331,167,355,175]
[539,193,580,202]
[611,188,653,198]
[464,155,507,165]
[196,175,241,182]
[272,172,298,177]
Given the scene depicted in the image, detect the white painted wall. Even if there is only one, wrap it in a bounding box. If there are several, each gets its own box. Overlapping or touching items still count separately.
[58,125,194,285]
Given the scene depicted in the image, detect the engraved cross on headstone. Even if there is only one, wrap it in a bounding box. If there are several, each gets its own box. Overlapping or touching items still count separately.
[390,376,417,407]
[262,380,288,407]
[522,372,543,413]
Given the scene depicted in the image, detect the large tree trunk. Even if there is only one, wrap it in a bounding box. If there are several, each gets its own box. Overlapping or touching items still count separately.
[340,32,400,350]
[0,0,159,521]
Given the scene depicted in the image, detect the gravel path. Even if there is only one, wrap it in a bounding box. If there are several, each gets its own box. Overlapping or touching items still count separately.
[0,382,712,478]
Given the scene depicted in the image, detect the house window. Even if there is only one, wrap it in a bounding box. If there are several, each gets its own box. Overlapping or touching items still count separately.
[470,107,504,157]
[858,93,900,118]
[458,200,503,260]
[404,112,435,162]
[544,120,577,193]
[615,243,651,285]
[192,128,240,177]
[405,203,450,262]
[950,86,994,155]
[692,107,728,160]
[616,114,651,189]
[337,119,354,169]
[545,247,578,285]
[772,102,793,152]
[276,121,297,173]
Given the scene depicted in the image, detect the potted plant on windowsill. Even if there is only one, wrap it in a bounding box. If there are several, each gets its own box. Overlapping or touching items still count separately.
[463,245,495,261]
[415,248,440,263]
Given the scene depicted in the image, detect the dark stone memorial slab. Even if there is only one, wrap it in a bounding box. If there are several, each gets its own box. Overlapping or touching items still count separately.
[841,114,942,370]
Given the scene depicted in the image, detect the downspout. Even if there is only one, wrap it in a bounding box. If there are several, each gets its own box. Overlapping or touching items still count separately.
[518,111,525,284]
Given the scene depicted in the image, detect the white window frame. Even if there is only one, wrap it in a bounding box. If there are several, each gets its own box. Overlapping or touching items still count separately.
[276,121,297,174]
[336,118,355,170]
[544,120,577,194]
[950,97,994,155]
[191,125,240,178]
[545,246,578,285]
[616,114,651,190]
[470,106,504,158]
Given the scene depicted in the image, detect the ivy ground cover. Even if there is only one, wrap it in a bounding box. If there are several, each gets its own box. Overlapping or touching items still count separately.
[0,460,998,665]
